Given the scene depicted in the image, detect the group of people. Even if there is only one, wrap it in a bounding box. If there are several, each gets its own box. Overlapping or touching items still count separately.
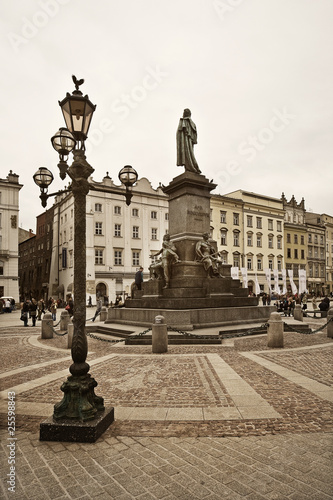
[0,297,16,313]
[19,296,74,327]
[272,293,331,317]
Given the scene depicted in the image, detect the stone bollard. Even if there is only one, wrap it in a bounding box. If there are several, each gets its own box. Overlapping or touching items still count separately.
[100,306,107,322]
[152,315,168,354]
[60,310,70,331]
[267,312,284,348]
[41,312,53,339]
[327,307,333,339]
[293,304,303,322]
[67,321,73,349]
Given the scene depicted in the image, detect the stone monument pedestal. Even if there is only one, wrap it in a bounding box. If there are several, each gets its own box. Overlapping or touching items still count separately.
[106,170,275,329]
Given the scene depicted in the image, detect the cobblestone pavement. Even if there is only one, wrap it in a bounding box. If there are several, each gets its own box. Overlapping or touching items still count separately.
[0,311,332,499]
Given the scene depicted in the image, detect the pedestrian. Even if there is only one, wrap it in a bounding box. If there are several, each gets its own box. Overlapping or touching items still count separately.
[37,299,44,320]
[21,299,30,327]
[283,297,289,316]
[267,295,271,306]
[50,299,57,321]
[29,299,38,326]
[262,294,267,306]
[4,298,11,313]
[135,266,144,290]
[65,296,74,317]
[92,298,102,322]
[288,296,295,317]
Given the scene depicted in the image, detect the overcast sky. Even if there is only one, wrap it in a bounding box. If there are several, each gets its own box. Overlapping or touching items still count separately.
[1,0,332,230]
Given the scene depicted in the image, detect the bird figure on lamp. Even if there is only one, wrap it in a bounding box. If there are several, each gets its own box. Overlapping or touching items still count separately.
[72,75,84,92]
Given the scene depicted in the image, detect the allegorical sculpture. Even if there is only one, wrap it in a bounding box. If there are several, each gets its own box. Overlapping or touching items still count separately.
[195,233,222,278]
[176,108,201,174]
[150,234,181,288]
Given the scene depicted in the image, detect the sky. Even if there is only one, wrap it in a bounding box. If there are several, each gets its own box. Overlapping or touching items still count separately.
[1,0,332,230]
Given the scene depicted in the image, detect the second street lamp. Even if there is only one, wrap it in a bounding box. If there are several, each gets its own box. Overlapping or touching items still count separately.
[39,76,137,442]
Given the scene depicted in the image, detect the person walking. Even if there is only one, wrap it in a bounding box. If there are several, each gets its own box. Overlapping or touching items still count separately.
[92,298,102,322]
[29,299,38,326]
[50,299,57,321]
[21,299,30,327]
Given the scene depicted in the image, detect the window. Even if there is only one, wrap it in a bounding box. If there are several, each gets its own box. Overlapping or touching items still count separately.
[308,247,313,257]
[114,224,121,237]
[165,213,169,221]
[301,249,305,259]
[301,235,304,245]
[133,226,139,239]
[221,230,227,246]
[114,250,122,266]
[247,233,253,246]
[294,249,298,259]
[69,250,73,267]
[256,217,262,229]
[70,227,73,240]
[151,211,157,219]
[309,264,313,278]
[247,215,253,227]
[320,235,324,245]
[257,258,262,271]
[294,234,298,244]
[268,219,273,230]
[256,234,262,247]
[95,203,102,212]
[114,206,121,215]
[314,235,318,244]
[65,214,67,223]
[287,233,291,243]
[233,255,240,267]
[151,228,158,240]
[95,222,103,235]
[277,221,282,232]
[71,209,73,218]
[233,231,239,246]
[277,237,282,249]
[220,211,226,223]
[132,208,139,217]
[308,234,312,243]
[268,236,273,249]
[277,259,282,271]
[287,248,291,258]
[62,248,67,268]
[233,213,239,225]
[95,249,104,265]
[268,259,273,270]
[247,257,252,270]
[0,260,3,275]
[132,251,140,266]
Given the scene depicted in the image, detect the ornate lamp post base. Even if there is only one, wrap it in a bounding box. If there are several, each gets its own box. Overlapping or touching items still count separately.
[40,406,114,443]
[53,373,105,421]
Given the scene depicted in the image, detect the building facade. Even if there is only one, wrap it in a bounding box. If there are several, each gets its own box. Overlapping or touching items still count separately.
[305,212,327,295]
[19,207,54,301]
[281,194,307,292]
[48,175,169,305]
[211,190,285,294]
[0,171,22,301]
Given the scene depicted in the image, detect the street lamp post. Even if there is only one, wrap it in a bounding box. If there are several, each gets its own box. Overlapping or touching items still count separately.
[36,76,138,442]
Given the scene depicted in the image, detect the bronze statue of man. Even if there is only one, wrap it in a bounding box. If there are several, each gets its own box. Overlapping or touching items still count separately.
[195,233,221,278]
[150,234,181,288]
[176,108,201,174]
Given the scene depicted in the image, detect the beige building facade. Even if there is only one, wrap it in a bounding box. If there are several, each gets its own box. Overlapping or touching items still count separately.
[0,171,22,302]
[211,190,285,294]
[49,175,169,305]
